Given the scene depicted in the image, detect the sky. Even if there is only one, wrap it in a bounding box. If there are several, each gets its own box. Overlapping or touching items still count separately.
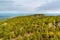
[0,0,60,14]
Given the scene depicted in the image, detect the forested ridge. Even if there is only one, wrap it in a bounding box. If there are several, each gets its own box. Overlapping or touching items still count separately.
[0,14,60,40]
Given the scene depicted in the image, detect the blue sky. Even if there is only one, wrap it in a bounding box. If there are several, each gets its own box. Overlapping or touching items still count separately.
[0,0,60,14]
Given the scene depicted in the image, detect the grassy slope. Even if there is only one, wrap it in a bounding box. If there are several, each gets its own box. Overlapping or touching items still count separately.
[0,14,60,40]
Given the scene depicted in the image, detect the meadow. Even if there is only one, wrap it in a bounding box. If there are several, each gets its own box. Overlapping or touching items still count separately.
[0,14,60,40]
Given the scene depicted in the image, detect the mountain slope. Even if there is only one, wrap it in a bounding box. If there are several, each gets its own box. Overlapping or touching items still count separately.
[0,14,60,40]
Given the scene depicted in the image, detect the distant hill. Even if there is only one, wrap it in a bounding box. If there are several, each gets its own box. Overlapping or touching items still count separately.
[0,13,34,18]
[0,13,60,18]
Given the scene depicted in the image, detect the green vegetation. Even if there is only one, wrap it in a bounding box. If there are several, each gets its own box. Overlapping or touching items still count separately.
[0,14,60,40]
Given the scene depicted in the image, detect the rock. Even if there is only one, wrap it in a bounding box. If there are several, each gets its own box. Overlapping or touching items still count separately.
[48,23,56,28]
[48,23,53,28]
[2,23,7,26]
[0,38,2,40]
[58,23,60,27]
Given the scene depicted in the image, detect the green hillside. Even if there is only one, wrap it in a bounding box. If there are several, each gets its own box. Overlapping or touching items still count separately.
[0,14,60,40]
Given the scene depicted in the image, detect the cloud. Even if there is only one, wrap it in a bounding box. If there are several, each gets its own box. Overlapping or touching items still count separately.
[36,0,60,12]
[0,0,23,11]
[0,0,57,13]
[0,0,14,11]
